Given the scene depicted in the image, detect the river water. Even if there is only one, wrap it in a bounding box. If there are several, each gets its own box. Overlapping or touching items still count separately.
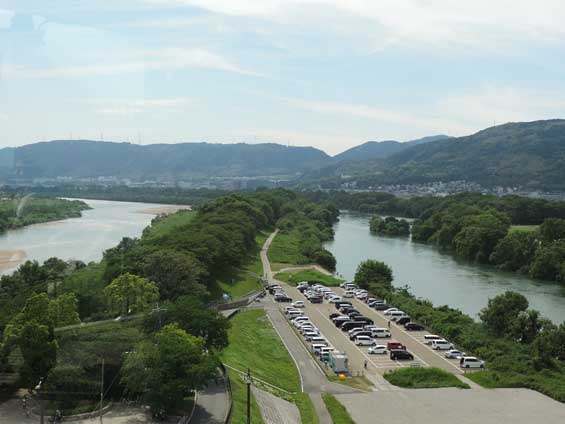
[0,199,168,275]
[324,212,565,324]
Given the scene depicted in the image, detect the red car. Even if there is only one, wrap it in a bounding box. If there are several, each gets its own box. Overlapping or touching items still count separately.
[386,341,406,350]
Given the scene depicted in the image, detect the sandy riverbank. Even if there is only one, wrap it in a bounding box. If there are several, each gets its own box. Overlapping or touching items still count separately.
[136,205,192,215]
[0,250,26,271]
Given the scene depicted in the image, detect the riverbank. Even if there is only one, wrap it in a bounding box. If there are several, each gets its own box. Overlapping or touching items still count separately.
[136,205,192,215]
[0,250,26,272]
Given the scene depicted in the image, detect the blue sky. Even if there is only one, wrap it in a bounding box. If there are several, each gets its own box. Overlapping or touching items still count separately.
[1,0,565,155]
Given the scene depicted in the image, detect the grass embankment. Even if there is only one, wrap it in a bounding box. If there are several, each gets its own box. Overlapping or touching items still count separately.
[143,210,195,239]
[384,367,470,389]
[321,393,356,424]
[211,232,268,299]
[276,269,343,287]
[268,232,309,266]
[221,310,318,424]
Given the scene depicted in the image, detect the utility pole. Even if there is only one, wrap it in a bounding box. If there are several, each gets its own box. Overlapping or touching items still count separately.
[99,358,105,424]
[246,368,251,424]
[152,302,167,330]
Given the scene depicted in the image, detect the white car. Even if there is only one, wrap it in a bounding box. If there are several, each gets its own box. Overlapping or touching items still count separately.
[445,349,465,359]
[291,301,305,308]
[368,345,388,355]
[431,339,454,350]
[371,328,391,338]
[383,308,400,315]
[343,291,355,298]
[356,292,368,300]
[329,296,343,303]
[423,334,443,345]
[355,335,375,346]
[460,357,485,369]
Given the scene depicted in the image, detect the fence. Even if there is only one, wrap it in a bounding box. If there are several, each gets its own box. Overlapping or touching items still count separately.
[220,364,233,424]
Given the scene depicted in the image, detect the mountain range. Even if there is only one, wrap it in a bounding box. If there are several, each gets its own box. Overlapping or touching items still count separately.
[1,119,564,190]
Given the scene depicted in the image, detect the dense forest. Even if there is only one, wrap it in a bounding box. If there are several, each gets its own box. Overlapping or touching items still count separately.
[0,196,89,233]
[0,189,337,417]
[369,216,410,237]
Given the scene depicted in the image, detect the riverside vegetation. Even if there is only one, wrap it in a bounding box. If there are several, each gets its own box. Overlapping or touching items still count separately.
[0,189,337,418]
[353,259,565,401]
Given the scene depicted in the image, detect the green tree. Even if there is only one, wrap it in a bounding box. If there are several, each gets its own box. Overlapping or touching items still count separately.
[539,218,565,242]
[479,291,529,337]
[511,309,548,344]
[354,260,393,291]
[121,324,216,414]
[143,251,208,300]
[48,293,81,327]
[529,240,565,281]
[490,231,538,271]
[104,273,159,315]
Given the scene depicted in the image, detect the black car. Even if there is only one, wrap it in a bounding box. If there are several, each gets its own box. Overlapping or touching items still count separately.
[352,316,374,325]
[404,322,425,331]
[335,301,352,309]
[373,303,390,311]
[390,349,414,360]
[340,306,356,313]
[329,313,341,320]
[275,296,292,303]
[396,317,411,325]
[347,312,362,318]
[309,296,323,304]
[341,321,365,331]
[335,318,350,328]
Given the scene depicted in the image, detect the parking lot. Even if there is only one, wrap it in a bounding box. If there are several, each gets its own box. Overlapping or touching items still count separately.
[272,279,473,378]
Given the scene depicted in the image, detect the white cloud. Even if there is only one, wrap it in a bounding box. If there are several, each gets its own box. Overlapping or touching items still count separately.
[2,47,260,80]
[0,112,8,121]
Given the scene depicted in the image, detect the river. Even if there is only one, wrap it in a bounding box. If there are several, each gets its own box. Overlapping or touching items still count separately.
[0,199,186,275]
[324,212,565,324]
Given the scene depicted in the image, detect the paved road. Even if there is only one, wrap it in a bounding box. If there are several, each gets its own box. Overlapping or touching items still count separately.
[191,375,229,424]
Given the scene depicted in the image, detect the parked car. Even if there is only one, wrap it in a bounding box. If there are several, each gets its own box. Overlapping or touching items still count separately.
[303,331,319,341]
[388,311,408,321]
[460,356,485,369]
[445,349,466,359]
[352,316,373,325]
[275,295,292,303]
[368,345,388,355]
[372,328,391,338]
[329,313,341,320]
[395,317,411,325]
[383,308,400,315]
[386,341,406,350]
[309,296,323,304]
[343,291,355,298]
[423,335,443,345]
[341,321,365,331]
[373,303,391,311]
[291,301,305,308]
[431,339,454,350]
[390,349,414,360]
[310,336,327,345]
[349,331,372,341]
[355,335,376,346]
[329,296,343,304]
[312,343,327,355]
[404,322,425,331]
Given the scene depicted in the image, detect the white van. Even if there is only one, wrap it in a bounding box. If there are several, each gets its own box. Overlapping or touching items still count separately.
[310,336,327,345]
[354,335,375,346]
[431,339,454,350]
[287,311,303,319]
[388,311,407,321]
[372,328,392,338]
[460,357,485,369]
[343,290,355,298]
[423,334,443,345]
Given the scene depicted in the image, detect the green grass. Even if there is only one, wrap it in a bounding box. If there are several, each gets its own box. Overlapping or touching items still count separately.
[509,225,538,233]
[383,367,470,389]
[321,393,356,424]
[227,369,265,424]
[221,310,318,423]
[276,270,343,287]
[328,375,373,392]
[221,310,300,393]
[143,210,195,239]
[268,232,309,266]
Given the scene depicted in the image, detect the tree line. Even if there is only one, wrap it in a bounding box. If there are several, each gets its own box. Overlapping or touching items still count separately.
[0,189,337,417]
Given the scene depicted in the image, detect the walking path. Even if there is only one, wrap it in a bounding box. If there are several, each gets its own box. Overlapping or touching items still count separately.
[191,372,230,424]
[252,387,301,424]
[260,230,357,424]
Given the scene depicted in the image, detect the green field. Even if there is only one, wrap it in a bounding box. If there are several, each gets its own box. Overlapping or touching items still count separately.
[268,232,309,266]
[321,393,356,424]
[275,269,343,287]
[383,367,470,389]
[509,225,538,233]
[221,310,317,423]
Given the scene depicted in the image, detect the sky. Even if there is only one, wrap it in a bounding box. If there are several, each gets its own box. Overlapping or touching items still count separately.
[0,1,565,155]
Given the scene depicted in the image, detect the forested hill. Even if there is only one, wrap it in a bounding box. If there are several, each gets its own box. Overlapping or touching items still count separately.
[299,119,565,190]
[332,135,449,162]
[0,140,330,179]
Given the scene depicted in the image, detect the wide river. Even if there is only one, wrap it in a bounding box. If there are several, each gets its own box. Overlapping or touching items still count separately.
[0,199,178,275]
[325,212,565,324]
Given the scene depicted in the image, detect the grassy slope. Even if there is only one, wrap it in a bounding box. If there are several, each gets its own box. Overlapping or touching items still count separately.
[276,270,343,287]
[509,225,539,233]
[383,367,470,389]
[268,232,309,266]
[321,393,356,424]
[142,210,195,239]
[221,310,317,423]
